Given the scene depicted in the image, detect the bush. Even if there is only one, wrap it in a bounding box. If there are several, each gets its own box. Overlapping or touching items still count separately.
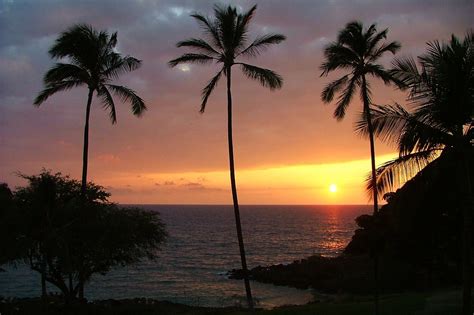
[0,171,167,302]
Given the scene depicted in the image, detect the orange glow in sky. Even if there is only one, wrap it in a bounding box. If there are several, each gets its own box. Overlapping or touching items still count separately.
[91,153,397,205]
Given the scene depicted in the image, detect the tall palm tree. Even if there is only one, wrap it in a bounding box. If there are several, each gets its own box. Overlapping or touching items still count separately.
[34,24,146,198]
[320,21,402,314]
[356,32,474,315]
[169,4,285,310]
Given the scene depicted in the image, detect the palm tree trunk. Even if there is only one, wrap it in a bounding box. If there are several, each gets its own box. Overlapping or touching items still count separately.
[226,66,254,311]
[78,88,93,301]
[462,149,472,315]
[362,78,379,215]
[81,88,94,197]
[362,75,379,315]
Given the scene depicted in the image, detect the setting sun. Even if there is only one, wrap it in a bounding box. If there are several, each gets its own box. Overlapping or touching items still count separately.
[329,184,338,193]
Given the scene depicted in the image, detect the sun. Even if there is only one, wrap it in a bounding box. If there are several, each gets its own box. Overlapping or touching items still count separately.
[329,184,337,193]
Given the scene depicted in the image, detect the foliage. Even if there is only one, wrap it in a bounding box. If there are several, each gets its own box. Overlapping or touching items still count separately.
[34,24,146,123]
[0,183,19,269]
[168,4,285,112]
[355,31,474,197]
[320,21,402,120]
[0,171,166,301]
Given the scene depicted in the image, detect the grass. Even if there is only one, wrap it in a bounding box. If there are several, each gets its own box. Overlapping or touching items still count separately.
[0,289,466,315]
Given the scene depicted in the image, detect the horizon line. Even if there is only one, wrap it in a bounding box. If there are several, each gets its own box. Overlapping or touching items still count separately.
[120,203,375,206]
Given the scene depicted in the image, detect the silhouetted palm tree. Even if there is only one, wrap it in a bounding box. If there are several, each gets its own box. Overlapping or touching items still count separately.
[356,32,474,315]
[169,4,285,310]
[34,24,146,198]
[320,21,402,314]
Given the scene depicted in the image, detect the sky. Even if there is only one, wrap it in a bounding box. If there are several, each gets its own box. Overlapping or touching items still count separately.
[0,0,472,205]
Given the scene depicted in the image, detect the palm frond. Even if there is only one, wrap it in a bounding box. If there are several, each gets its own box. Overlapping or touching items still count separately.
[107,32,118,50]
[364,24,378,41]
[233,4,257,50]
[355,103,410,143]
[239,63,283,90]
[190,13,223,50]
[168,53,215,67]
[334,76,358,120]
[320,43,358,75]
[213,4,238,52]
[365,63,404,88]
[38,24,144,124]
[172,4,283,117]
[49,24,101,71]
[391,56,421,88]
[238,34,286,57]
[321,75,349,103]
[48,24,96,59]
[366,27,388,55]
[34,80,84,106]
[398,113,452,155]
[106,84,146,116]
[97,86,117,124]
[421,40,445,68]
[355,102,452,155]
[102,55,141,80]
[43,63,90,84]
[239,5,257,30]
[176,38,220,56]
[368,41,401,61]
[337,21,363,49]
[200,68,224,113]
[320,20,402,127]
[366,149,440,199]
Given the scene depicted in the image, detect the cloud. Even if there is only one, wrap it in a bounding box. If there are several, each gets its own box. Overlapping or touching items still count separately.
[182,182,203,188]
[181,181,225,192]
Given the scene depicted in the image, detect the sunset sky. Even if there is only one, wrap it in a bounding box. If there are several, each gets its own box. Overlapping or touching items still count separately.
[0,0,472,205]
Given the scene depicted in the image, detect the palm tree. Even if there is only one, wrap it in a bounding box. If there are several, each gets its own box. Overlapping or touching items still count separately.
[356,32,474,315]
[34,24,146,198]
[169,4,285,310]
[320,21,402,314]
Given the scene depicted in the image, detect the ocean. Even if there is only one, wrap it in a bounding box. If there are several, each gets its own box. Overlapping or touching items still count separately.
[0,205,371,308]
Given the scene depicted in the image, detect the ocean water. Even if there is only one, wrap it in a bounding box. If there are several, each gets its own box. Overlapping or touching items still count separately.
[0,205,370,308]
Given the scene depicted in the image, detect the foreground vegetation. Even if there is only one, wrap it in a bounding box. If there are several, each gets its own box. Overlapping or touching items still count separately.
[0,171,167,301]
[0,289,467,315]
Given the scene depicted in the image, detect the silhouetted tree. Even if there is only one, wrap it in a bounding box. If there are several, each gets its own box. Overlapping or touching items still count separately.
[0,183,13,217]
[1,171,166,302]
[320,21,402,314]
[34,24,146,201]
[0,183,19,272]
[356,31,474,314]
[169,4,285,310]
